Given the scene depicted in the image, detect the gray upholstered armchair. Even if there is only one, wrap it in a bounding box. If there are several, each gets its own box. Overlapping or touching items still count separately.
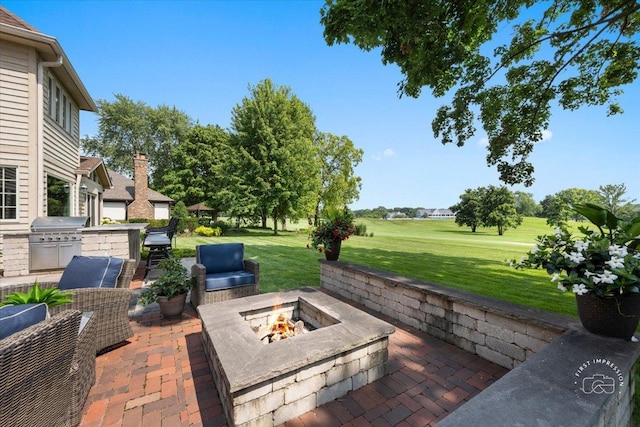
[191,243,259,307]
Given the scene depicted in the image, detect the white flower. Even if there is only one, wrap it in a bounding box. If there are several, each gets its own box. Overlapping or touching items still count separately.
[554,227,564,237]
[598,270,618,284]
[557,283,567,292]
[605,256,625,269]
[633,253,640,260]
[572,284,588,295]
[567,252,585,263]
[574,240,589,252]
[584,270,595,278]
[550,273,561,282]
[592,275,602,284]
[531,246,540,254]
[609,245,628,257]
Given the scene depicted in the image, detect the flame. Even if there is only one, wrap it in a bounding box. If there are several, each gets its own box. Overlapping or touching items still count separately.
[271,313,294,337]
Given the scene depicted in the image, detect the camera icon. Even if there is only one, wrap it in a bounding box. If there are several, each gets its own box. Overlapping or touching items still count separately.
[582,374,615,394]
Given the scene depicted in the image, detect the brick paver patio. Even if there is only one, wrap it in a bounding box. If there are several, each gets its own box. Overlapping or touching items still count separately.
[79,263,508,426]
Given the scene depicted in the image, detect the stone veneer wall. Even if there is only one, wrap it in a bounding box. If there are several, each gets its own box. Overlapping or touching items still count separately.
[320,260,570,369]
[202,329,389,427]
[1,233,29,277]
[0,227,141,277]
[320,260,640,427]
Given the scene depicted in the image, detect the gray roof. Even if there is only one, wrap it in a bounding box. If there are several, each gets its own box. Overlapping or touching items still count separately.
[103,169,173,203]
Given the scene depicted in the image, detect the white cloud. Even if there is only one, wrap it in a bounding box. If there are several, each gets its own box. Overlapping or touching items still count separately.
[372,148,396,161]
[478,137,489,147]
[540,129,553,142]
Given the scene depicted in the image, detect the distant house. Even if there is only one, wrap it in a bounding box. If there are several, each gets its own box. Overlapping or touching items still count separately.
[385,211,408,220]
[76,156,112,226]
[103,154,173,221]
[0,6,98,231]
[416,209,456,219]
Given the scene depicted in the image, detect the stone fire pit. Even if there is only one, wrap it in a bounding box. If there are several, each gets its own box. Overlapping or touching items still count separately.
[197,287,395,427]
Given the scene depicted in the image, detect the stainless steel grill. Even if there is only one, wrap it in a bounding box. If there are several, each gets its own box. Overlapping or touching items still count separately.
[29,216,88,271]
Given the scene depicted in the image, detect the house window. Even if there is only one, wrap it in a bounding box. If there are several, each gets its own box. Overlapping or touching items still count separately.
[47,76,73,133]
[0,167,17,220]
[47,175,70,216]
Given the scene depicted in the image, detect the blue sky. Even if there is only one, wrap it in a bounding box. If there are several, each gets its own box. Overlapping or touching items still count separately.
[5,1,639,210]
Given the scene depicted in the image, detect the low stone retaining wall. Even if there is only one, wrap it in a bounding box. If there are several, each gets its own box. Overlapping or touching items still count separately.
[320,260,640,426]
[320,260,570,369]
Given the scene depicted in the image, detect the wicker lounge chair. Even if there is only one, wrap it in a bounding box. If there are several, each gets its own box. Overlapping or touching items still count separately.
[0,310,81,426]
[191,243,259,307]
[0,258,136,353]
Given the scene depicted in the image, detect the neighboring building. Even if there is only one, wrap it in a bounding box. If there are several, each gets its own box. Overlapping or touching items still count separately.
[386,211,408,220]
[416,208,456,219]
[103,154,173,221]
[0,6,98,231]
[76,156,112,226]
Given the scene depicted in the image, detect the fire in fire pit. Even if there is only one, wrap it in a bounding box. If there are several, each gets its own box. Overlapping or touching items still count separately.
[256,313,313,344]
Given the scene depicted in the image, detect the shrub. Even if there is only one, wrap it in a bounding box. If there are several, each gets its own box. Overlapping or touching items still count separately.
[194,225,222,237]
[212,220,229,235]
[354,223,368,236]
[181,218,200,234]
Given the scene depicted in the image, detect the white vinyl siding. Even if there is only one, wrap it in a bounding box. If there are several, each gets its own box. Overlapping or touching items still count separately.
[44,69,80,185]
[0,40,36,228]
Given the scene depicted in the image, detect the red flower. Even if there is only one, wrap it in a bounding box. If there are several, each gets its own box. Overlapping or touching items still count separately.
[332,230,340,237]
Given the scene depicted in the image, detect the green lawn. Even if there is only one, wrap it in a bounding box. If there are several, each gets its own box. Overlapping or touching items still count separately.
[170,217,639,423]
[172,217,579,319]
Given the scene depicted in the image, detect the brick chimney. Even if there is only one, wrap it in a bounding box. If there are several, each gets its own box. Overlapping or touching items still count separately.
[127,153,155,219]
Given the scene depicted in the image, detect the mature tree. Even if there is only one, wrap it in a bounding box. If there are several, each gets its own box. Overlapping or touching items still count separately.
[513,191,541,217]
[313,132,364,225]
[81,94,193,185]
[539,187,601,225]
[231,79,319,234]
[321,1,640,186]
[450,188,485,232]
[597,183,636,217]
[158,125,234,220]
[479,186,522,235]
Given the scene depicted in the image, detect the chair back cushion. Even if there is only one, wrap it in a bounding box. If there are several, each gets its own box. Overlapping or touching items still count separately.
[58,256,124,290]
[196,243,245,274]
[0,303,48,340]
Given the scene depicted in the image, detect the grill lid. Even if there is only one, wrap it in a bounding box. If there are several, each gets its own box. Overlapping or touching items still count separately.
[30,216,89,232]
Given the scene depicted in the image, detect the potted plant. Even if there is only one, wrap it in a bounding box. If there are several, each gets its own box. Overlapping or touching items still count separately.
[138,255,194,318]
[309,208,356,261]
[513,203,640,340]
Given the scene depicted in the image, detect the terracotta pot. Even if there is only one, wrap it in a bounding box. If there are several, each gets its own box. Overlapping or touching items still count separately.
[157,293,187,319]
[575,292,640,341]
[324,238,342,261]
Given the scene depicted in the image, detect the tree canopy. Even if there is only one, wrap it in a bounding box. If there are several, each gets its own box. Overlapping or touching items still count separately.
[321,0,640,186]
[450,185,521,234]
[158,125,234,220]
[81,94,193,185]
[231,79,319,234]
[313,132,364,224]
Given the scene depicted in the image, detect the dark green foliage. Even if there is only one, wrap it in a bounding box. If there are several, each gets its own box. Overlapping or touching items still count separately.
[138,255,194,304]
[0,282,72,308]
[321,0,640,186]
